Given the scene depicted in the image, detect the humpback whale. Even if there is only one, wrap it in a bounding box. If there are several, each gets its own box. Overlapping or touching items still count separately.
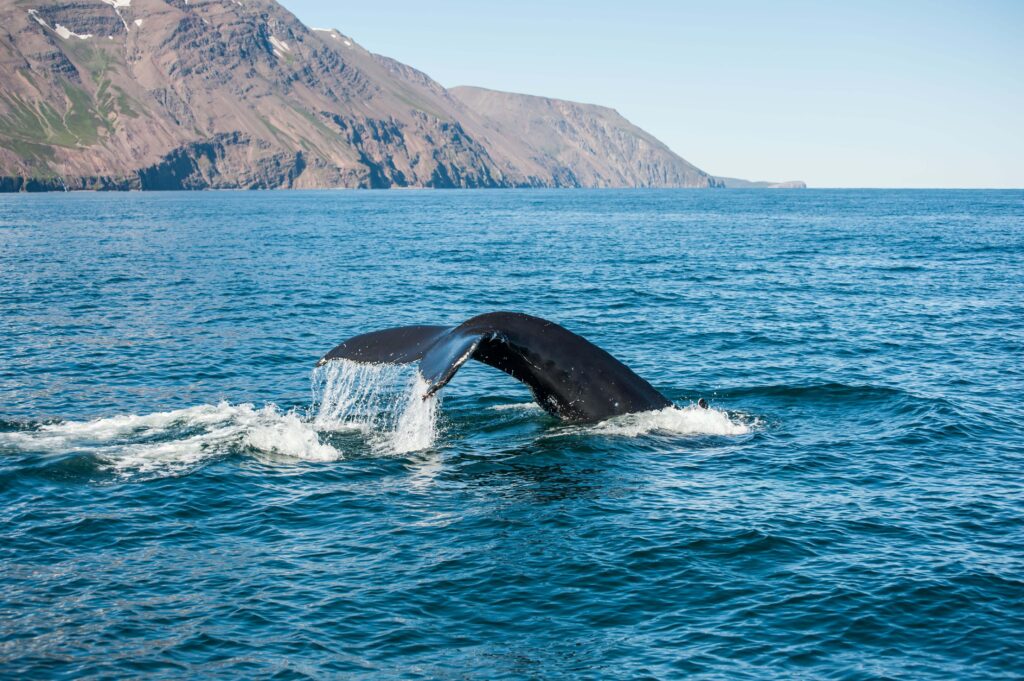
[317,312,673,422]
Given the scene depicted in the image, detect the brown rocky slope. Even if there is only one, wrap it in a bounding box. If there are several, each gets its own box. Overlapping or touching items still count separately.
[0,0,794,190]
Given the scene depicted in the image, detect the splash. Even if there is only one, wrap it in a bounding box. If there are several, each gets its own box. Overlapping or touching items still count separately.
[311,361,440,454]
[0,362,443,479]
[391,375,440,454]
[311,360,408,432]
[243,411,342,462]
[590,404,752,437]
[489,400,751,438]
[0,402,342,478]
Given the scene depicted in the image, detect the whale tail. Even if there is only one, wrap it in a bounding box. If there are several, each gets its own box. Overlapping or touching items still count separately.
[318,312,672,422]
[317,325,450,366]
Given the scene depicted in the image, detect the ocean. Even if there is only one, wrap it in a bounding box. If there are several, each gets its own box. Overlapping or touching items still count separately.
[1,189,1022,679]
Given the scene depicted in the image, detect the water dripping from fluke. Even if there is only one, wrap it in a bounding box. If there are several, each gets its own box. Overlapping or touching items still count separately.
[311,360,441,455]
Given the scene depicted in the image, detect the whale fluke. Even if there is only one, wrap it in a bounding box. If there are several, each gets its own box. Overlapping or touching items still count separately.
[318,312,672,422]
[318,325,449,365]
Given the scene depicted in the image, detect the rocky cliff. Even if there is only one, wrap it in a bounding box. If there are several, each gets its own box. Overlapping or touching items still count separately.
[450,86,721,189]
[0,0,793,190]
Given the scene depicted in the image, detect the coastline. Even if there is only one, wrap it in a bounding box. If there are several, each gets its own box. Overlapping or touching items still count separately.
[0,177,807,193]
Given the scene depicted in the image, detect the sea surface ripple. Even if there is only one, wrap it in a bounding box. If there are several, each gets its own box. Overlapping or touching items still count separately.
[1,189,1022,679]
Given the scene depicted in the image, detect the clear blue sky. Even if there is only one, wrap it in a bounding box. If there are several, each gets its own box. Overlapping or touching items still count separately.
[280,1,1023,187]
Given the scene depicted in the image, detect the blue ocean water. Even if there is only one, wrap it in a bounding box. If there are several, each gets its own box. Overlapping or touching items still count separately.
[1,189,1022,679]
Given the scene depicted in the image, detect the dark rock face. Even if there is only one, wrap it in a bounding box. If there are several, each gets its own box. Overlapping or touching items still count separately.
[137,133,256,190]
[0,0,757,191]
[34,2,128,38]
[135,133,319,190]
[326,114,502,189]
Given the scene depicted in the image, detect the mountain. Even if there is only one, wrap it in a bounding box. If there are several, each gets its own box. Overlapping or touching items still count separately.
[450,86,719,188]
[0,0,794,191]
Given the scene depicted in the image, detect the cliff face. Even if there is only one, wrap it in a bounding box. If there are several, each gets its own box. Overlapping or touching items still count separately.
[0,0,772,191]
[450,87,721,189]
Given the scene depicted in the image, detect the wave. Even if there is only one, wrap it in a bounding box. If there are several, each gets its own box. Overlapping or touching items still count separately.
[590,404,753,437]
[486,400,752,437]
[0,402,342,478]
[0,362,444,478]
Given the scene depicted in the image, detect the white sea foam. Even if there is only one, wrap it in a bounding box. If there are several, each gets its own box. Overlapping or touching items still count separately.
[489,402,544,413]
[243,411,340,461]
[591,404,752,437]
[0,402,342,478]
[2,403,237,449]
[489,399,749,437]
[0,361,442,478]
[312,360,440,454]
